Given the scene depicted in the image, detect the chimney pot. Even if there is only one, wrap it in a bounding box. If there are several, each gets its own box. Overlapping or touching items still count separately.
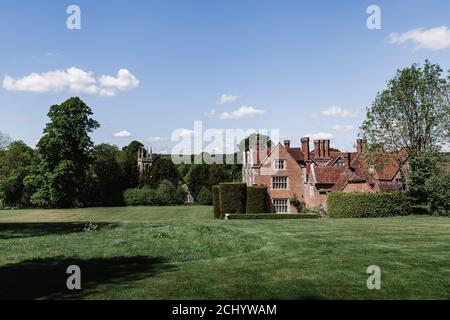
[284,140,291,149]
[301,137,310,161]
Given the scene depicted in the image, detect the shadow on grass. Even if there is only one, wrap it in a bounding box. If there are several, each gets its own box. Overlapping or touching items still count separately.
[0,256,174,300]
[0,222,119,240]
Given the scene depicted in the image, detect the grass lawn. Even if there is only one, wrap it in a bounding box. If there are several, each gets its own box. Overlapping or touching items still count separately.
[0,206,449,300]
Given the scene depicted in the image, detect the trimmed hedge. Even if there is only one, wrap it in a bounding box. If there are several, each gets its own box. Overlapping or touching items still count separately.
[246,186,268,213]
[123,181,184,206]
[219,182,247,216]
[123,188,156,206]
[212,186,221,219]
[327,191,411,218]
[226,213,319,220]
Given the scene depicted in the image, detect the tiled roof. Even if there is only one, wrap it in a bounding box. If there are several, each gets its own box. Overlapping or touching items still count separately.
[287,147,304,162]
[314,166,346,184]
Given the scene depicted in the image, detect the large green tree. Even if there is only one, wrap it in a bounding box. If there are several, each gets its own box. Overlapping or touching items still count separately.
[0,141,34,206]
[87,143,124,206]
[119,140,143,188]
[140,157,180,188]
[361,61,450,191]
[24,97,99,208]
[362,60,449,155]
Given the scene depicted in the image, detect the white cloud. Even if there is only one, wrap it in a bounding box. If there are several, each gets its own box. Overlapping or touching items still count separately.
[147,136,165,142]
[3,67,139,97]
[389,26,450,51]
[219,105,265,120]
[332,124,354,132]
[217,94,238,105]
[305,132,334,140]
[98,69,140,91]
[320,106,358,118]
[114,130,132,137]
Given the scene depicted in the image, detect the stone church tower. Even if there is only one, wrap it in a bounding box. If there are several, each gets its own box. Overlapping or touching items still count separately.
[137,146,154,174]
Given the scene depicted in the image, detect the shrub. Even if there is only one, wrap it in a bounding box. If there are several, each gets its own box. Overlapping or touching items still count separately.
[155,180,185,205]
[425,171,450,216]
[123,188,156,206]
[123,180,184,206]
[226,213,319,220]
[197,186,212,205]
[212,186,220,219]
[327,191,411,218]
[219,182,246,216]
[289,195,305,213]
[246,186,268,213]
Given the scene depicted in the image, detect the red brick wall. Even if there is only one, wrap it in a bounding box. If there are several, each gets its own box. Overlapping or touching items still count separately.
[254,144,305,213]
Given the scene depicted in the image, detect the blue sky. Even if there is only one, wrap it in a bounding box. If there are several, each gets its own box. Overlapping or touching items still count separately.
[1,0,449,153]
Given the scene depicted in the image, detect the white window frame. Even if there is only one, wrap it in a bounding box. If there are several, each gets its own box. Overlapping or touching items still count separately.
[273,199,289,213]
[272,176,288,190]
[273,159,286,170]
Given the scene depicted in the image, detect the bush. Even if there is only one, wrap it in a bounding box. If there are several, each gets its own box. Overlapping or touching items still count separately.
[219,182,246,216]
[226,213,319,220]
[123,180,184,206]
[212,186,220,219]
[327,191,411,218]
[425,172,450,216]
[123,187,156,206]
[197,186,212,205]
[289,195,305,213]
[246,186,267,213]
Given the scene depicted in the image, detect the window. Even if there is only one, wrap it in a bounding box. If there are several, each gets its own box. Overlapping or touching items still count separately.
[274,159,285,170]
[273,199,288,213]
[272,176,288,190]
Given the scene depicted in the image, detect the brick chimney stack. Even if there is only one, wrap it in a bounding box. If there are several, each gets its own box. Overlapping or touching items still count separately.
[284,140,290,149]
[356,139,367,153]
[323,139,330,159]
[251,139,260,167]
[343,152,352,169]
[301,137,310,161]
[314,140,320,159]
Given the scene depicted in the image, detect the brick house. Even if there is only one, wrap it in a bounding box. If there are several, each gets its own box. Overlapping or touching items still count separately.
[242,137,403,213]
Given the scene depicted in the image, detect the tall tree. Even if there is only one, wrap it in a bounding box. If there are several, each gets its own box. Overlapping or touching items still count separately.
[0,141,34,206]
[140,157,180,188]
[361,60,450,154]
[361,60,450,187]
[119,140,143,188]
[24,97,99,208]
[87,143,124,206]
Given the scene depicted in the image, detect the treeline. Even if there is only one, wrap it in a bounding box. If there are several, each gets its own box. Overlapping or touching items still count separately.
[0,98,238,209]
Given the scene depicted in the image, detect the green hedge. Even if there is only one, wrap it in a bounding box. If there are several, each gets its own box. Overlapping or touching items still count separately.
[327,191,411,218]
[246,186,268,213]
[219,182,246,216]
[212,186,221,219]
[124,181,185,206]
[226,213,319,220]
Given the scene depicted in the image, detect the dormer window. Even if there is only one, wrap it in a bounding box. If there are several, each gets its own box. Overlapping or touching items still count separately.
[274,159,285,170]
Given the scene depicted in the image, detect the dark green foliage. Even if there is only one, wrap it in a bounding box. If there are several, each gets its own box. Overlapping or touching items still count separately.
[246,186,267,213]
[186,163,231,199]
[227,213,319,220]
[24,97,99,208]
[327,192,411,218]
[119,141,143,189]
[238,133,272,152]
[212,186,220,219]
[289,195,305,213]
[407,150,441,205]
[197,186,212,205]
[219,182,246,216]
[141,157,180,188]
[425,171,450,216]
[124,180,184,206]
[87,144,124,206]
[0,141,34,207]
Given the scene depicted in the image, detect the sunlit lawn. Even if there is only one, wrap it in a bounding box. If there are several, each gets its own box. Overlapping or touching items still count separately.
[0,206,449,300]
